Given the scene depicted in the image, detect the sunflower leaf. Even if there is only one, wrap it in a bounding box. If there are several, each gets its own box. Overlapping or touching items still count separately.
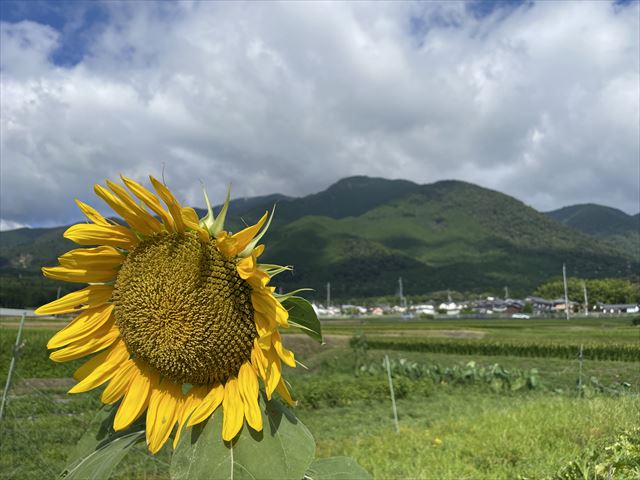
[282,296,323,343]
[171,395,316,480]
[60,405,146,480]
[304,457,373,480]
[60,432,144,480]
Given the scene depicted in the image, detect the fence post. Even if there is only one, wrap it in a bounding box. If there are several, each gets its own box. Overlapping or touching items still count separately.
[0,313,26,423]
[577,344,584,398]
[385,355,400,433]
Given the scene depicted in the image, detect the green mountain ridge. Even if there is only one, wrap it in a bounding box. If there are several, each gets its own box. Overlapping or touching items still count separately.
[545,203,638,236]
[1,177,637,306]
[545,203,639,256]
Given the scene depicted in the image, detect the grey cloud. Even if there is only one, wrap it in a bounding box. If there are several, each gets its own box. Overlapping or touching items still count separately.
[0,0,638,229]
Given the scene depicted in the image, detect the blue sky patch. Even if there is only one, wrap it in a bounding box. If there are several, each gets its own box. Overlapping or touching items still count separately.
[0,0,110,66]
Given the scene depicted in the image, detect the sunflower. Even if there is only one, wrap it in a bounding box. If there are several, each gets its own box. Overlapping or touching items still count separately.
[36,176,298,454]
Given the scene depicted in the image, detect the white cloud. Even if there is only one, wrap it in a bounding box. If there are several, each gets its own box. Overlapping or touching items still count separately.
[1,0,638,227]
[0,218,29,231]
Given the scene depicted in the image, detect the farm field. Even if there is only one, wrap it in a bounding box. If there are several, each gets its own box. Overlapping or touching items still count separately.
[0,317,638,479]
[318,315,640,344]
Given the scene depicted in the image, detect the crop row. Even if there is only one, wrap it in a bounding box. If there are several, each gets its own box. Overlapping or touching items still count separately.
[358,358,540,392]
[364,337,640,362]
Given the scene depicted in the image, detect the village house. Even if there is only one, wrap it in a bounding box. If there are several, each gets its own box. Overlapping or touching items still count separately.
[595,303,640,314]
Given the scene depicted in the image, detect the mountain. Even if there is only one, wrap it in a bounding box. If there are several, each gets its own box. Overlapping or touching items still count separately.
[545,204,638,236]
[545,204,639,255]
[1,177,638,306]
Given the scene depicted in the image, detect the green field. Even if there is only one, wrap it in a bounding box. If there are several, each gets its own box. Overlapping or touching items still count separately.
[1,317,639,479]
[319,315,640,344]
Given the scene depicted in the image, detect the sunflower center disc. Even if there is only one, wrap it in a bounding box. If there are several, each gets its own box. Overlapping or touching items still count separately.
[113,231,256,385]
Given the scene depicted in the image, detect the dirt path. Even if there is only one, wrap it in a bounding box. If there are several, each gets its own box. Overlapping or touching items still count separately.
[9,377,75,395]
[377,329,487,339]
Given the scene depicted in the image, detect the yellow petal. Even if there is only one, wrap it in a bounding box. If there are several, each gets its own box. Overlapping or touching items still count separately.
[146,381,182,454]
[222,379,244,441]
[263,347,282,399]
[75,200,111,226]
[181,207,209,242]
[49,323,119,362]
[73,338,125,381]
[149,176,185,233]
[275,379,296,406]
[107,180,163,234]
[272,331,296,368]
[58,246,125,269]
[101,359,136,404]
[95,184,155,235]
[69,340,129,393]
[228,212,268,257]
[35,285,113,315]
[251,341,268,381]
[237,255,256,280]
[246,269,271,290]
[180,207,199,226]
[121,175,175,232]
[238,363,262,432]
[48,304,115,349]
[173,385,208,449]
[252,290,288,327]
[187,384,224,427]
[215,231,238,258]
[113,361,156,431]
[64,223,138,249]
[42,265,118,284]
[254,311,275,338]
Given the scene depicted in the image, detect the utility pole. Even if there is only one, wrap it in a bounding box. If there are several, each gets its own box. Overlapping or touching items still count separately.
[582,281,589,316]
[504,286,509,300]
[326,282,331,308]
[563,263,570,320]
[398,277,405,309]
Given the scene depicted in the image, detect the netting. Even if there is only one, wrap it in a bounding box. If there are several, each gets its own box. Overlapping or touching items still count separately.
[0,327,170,479]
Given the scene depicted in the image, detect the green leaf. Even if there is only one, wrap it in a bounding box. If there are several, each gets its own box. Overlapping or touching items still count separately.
[305,457,372,480]
[61,431,144,479]
[60,405,146,480]
[283,296,322,343]
[65,406,118,463]
[171,394,316,480]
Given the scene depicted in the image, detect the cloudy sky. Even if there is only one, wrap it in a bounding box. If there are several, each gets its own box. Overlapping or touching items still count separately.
[1,0,638,229]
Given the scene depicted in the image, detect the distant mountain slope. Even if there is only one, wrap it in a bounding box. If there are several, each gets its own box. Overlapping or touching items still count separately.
[260,180,637,298]
[207,176,423,231]
[1,176,637,306]
[545,204,639,256]
[546,204,638,236]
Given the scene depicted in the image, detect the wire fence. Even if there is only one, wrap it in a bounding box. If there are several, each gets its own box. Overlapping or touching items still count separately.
[0,325,170,480]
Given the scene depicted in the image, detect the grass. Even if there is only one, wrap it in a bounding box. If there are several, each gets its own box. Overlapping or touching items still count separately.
[1,319,638,479]
[0,328,81,379]
[304,394,640,479]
